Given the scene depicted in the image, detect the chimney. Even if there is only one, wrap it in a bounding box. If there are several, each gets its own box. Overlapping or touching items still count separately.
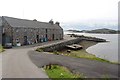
[33,19,37,21]
[49,19,54,25]
[55,22,60,26]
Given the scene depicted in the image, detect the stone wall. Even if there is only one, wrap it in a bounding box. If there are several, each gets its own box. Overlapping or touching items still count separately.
[39,35,106,52]
[40,38,82,52]
[0,17,2,45]
[0,25,2,45]
[12,27,63,46]
[2,17,13,46]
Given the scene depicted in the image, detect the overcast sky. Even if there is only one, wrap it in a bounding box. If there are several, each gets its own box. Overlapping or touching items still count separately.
[0,0,119,30]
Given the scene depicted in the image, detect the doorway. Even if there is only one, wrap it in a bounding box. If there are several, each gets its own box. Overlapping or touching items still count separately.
[2,34,12,46]
[24,36,27,45]
[52,34,54,40]
[36,35,39,43]
[2,33,5,46]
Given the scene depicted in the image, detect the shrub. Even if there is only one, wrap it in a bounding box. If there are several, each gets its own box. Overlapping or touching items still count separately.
[53,51,59,55]
[36,48,43,52]
[0,45,3,52]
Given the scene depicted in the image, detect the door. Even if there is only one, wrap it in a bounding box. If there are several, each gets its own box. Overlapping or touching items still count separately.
[46,34,47,38]
[52,34,54,40]
[2,33,5,46]
[36,35,39,43]
[24,36,27,45]
[2,34,12,46]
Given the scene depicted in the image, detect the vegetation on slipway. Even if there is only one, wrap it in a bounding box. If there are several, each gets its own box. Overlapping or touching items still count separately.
[52,49,113,63]
[66,50,111,63]
[36,48,43,52]
[0,45,3,53]
[43,64,85,79]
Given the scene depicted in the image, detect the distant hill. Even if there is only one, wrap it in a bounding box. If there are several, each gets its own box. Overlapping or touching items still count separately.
[67,28,120,34]
[87,28,119,34]
[67,30,82,33]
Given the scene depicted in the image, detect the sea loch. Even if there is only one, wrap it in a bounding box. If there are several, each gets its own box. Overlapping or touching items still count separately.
[64,31,119,63]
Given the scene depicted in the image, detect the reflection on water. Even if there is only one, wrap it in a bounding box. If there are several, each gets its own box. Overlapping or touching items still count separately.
[64,31,118,62]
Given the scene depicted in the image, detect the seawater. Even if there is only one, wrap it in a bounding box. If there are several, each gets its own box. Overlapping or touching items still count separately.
[64,31,119,62]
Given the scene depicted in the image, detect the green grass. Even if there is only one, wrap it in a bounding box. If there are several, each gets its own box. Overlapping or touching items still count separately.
[56,49,117,64]
[36,40,119,64]
[36,48,44,52]
[102,74,110,80]
[52,40,119,64]
[44,65,84,79]
[70,50,111,63]
[0,45,3,53]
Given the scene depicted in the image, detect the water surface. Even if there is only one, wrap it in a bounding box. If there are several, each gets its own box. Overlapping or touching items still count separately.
[64,31,118,62]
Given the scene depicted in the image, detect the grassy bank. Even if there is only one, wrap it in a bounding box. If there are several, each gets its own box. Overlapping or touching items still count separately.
[44,65,84,79]
[0,45,3,53]
[54,50,112,63]
[53,41,116,64]
[65,50,111,63]
[37,40,118,64]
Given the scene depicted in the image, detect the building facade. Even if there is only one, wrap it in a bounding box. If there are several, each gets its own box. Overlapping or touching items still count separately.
[0,17,2,45]
[0,16,63,46]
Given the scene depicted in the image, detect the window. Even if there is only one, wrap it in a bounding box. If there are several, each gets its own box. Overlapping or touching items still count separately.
[46,34,47,38]
[24,29,26,32]
[16,38,19,43]
[46,29,47,33]
[16,29,19,32]
[3,28,5,33]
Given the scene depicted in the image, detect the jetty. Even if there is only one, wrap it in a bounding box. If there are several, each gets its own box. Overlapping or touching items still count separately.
[37,34,107,52]
[68,34,106,42]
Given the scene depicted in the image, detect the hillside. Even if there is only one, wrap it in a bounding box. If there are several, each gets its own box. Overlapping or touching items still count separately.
[87,28,119,34]
[67,28,120,34]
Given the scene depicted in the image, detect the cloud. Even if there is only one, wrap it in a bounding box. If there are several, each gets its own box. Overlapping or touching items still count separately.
[0,0,118,23]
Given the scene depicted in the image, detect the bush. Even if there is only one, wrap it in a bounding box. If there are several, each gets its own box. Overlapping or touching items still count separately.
[53,51,59,55]
[0,45,3,52]
[36,48,43,52]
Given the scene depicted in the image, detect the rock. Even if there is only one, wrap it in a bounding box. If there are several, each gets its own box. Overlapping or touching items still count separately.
[67,50,71,53]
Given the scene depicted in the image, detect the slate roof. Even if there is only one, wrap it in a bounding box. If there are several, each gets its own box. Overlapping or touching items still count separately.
[3,16,62,29]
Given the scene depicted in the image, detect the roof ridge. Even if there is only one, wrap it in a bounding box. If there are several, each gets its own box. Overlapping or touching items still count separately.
[3,16,50,24]
[2,16,62,29]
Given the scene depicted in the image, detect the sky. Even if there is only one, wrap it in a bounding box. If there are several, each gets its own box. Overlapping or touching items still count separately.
[0,0,119,30]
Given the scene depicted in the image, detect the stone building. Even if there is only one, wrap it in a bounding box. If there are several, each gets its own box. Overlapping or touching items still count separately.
[0,17,2,45]
[0,16,63,46]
